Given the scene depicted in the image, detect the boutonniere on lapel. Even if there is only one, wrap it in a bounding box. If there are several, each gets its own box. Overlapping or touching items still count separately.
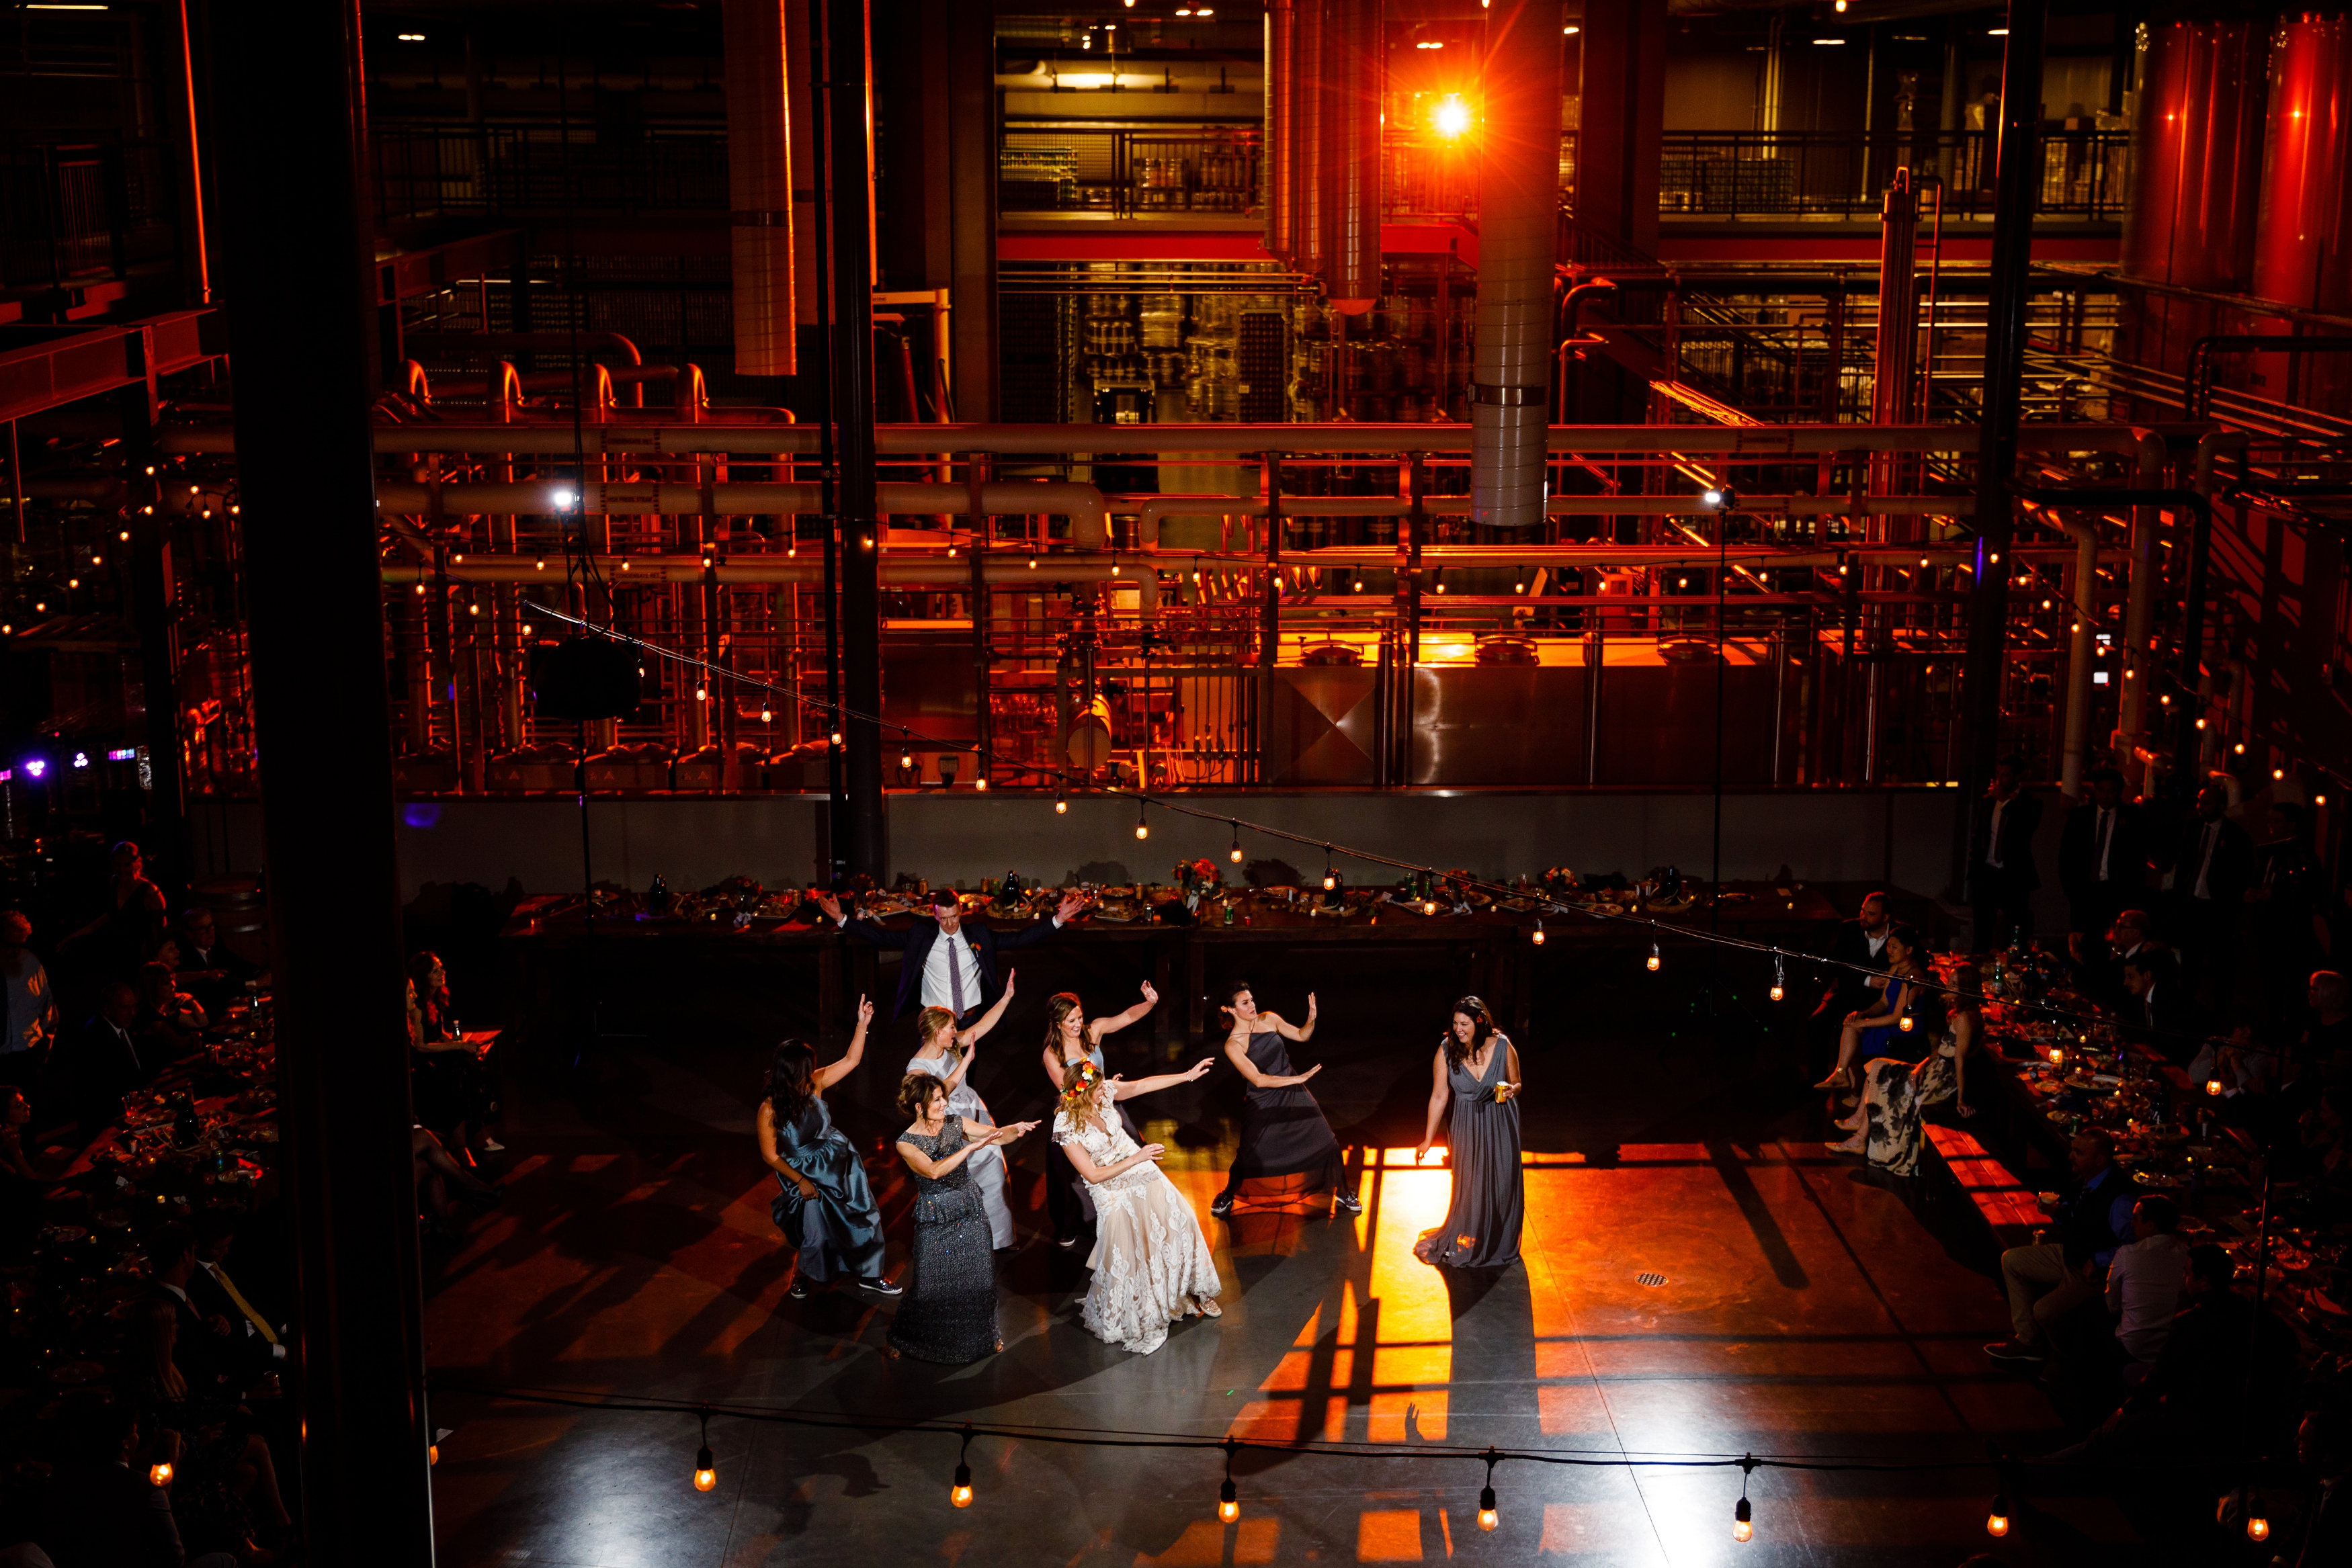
[969,939,984,955]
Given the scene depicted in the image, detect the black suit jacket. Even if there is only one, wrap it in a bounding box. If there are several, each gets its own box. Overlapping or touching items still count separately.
[1812,918,1890,1017]
[841,911,1064,1018]
[2138,979,2206,1064]
[2058,800,2152,914]
[153,1282,238,1403]
[2169,814,2256,907]
[45,1014,149,1129]
[187,1260,282,1377]
[177,941,259,1020]
[1968,787,2044,891]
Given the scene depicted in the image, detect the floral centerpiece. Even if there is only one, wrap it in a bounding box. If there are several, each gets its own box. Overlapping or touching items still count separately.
[1175,857,1222,910]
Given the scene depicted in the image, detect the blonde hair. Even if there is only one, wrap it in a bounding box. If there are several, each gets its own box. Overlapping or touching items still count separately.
[917,1005,960,1063]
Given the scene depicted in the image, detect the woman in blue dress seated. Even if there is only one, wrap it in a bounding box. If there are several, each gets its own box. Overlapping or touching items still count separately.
[1810,926,1932,1100]
[757,996,901,1300]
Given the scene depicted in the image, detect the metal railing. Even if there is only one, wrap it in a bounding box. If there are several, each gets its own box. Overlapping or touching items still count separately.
[370,126,729,222]
[1657,128,2129,221]
[0,141,178,291]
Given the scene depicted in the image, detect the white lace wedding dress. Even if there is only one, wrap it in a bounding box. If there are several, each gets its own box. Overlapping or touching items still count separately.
[1054,1108,1222,1354]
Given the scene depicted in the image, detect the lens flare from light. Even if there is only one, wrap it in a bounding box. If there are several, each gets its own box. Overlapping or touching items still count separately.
[1432,94,1472,138]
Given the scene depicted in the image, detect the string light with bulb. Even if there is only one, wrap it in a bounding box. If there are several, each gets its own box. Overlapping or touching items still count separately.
[1322,845,1337,891]
[1986,1488,2010,1537]
[1532,918,1545,946]
[1477,1447,1501,1532]
[1135,800,1150,840]
[1769,952,1786,1002]
[1732,1454,1756,1542]
[1229,823,1244,864]
[952,1424,975,1508]
[1055,792,1068,814]
[694,1410,718,1493]
[1218,1438,1240,1522]
[1647,941,1662,973]
[149,1461,173,1487]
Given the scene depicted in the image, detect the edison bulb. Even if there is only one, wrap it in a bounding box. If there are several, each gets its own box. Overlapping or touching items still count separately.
[1646,952,1662,972]
[149,1462,173,1487]
[1055,799,1068,814]
[2247,1516,2269,1542]
[1732,1518,1753,1543]
[1986,1512,2009,1538]
[1769,984,1784,1002]
[694,1466,718,1493]
[1136,821,1150,840]
[1898,1014,1915,1033]
[1230,844,1244,863]
[2207,1078,2224,1096]
[1218,1498,1239,1523]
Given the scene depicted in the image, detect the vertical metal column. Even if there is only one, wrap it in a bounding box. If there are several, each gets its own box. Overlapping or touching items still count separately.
[1259,457,1283,785]
[1956,0,2046,889]
[822,0,885,876]
[209,1,435,1562]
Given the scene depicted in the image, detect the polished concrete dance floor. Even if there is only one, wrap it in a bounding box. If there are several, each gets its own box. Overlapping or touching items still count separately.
[421,964,2139,1567]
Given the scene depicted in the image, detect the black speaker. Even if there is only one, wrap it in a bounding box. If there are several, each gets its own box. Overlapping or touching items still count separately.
[530,637,641,720]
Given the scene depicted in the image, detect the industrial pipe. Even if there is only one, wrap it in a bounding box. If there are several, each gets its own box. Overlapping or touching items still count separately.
[1470,0,1562,529]
[374,478,1108,543]
[158,421,2167,458]
[1325,0,1382,312]
[722,0,797,376]
[2050,513,2099,799]
[1265,0,1295,265]
[1296,0,1327,277]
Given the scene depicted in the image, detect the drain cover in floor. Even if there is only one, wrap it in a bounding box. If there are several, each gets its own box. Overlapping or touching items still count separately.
[1635,1272,1667,1287]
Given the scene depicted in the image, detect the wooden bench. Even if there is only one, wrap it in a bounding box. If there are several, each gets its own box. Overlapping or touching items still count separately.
[1925,1124,2044,1249]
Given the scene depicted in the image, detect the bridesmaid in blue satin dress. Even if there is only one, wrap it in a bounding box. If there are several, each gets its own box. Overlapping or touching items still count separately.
[758,996,901,1299]
[1413,995,1524,1269]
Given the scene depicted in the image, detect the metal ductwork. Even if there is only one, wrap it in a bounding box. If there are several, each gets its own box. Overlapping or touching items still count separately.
[2120,15,2269,295]
[1325,0,1383,312]
[1265,0,1296,264]
[722,0,796,376]
[1295,0,1327,277]
[1469,0,1560,529]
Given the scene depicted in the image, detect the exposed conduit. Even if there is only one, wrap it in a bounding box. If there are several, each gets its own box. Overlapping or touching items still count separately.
[1326,0,1382,312]
[1296,0,1327,277]
[1470,0,1562,528]
[1265,0,1296,265]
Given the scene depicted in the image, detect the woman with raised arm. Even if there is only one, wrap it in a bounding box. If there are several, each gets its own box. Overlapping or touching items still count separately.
[1413,996,1523,1269]
[757,996,900,1300]
[887,1074,1038,1362]
[905,968,1020,1250]
[1830,962,1981,1174]
[1054,1054,1222,1353]
[1210,979,1360,1219]
[1040,982,1159,1248]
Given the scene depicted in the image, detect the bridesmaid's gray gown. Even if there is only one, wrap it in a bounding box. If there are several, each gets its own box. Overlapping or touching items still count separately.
[1417,1034,1523,1268]
[888,1119,1000,1362]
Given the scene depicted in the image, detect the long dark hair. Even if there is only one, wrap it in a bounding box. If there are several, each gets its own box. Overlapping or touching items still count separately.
[1043,992,1086,1057]
[766,1040,818,1126]
[1443,995,1495,1071]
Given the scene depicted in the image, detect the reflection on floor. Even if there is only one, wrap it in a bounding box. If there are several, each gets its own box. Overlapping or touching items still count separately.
[421,1020,2134,1567]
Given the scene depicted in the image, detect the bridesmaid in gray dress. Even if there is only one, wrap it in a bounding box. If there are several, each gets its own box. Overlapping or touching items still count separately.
[1413,996,1523,1268]
[887,1075,1036,1362]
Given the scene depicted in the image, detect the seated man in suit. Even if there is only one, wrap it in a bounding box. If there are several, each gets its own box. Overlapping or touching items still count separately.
[2059,767,2151,966]
[171,906,262,1024]
[2122,949,2203,1065]
[43,982,148,1131]
[816,883,1091,1025]
[186,1209,287,1379]
[1810,891,1896,1074]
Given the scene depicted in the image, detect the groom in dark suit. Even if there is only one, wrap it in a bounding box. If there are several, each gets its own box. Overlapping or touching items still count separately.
[816,884,1091,1022]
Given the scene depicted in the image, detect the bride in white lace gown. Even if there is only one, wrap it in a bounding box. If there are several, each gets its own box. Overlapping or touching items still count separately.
[1053,1056,1223,1354]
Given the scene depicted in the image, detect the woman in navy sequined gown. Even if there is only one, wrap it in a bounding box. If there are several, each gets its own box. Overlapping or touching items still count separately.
[887,1074,1037,1362]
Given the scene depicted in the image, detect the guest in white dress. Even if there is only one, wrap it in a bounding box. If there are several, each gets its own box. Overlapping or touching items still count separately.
[905,970,1021,1250]
[1052,1055,1222,1354]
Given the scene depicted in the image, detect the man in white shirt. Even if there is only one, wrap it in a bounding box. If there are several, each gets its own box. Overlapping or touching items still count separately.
[817,883,1091,1022]
[2105,1194,2189,1377]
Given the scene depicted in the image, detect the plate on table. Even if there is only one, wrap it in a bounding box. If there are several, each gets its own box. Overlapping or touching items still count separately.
[38,1226,87,1247]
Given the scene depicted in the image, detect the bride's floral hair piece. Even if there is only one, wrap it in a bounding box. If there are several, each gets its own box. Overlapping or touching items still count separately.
[1058,1056,1106,1114]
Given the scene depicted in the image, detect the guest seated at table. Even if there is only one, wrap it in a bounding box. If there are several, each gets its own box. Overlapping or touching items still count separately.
[2299,969,2352,1086]
[413,1123,503,1237]
[2104,1194,2189,1384]
[132,961,207,1060]
[36,1403,239,1568]
[407,953,501,1160]
[1810,924,1929,1097]
[1986,1127,2136,1365]
[1,910,56,1092]
[1810,891,1898,1075]
[2096,909,2167,1010]
[187,1209,288,1377]
[2285,1084,2349,1196]
[2085,1244,2299,1460]
[2122,950,2202,1065]
[42,982,148,1131]
[169,907,261,1024]
[1829,962,1979,1173]
[0,1086,63,1250]
[2185,1012,2271,1106]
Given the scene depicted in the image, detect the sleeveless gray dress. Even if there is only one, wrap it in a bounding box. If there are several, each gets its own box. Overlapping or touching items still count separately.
[1416,1034,1522,1268]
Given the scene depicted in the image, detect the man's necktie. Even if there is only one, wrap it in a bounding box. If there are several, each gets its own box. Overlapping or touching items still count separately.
[2096,811,2112,878]
[947,935,966,1016]
[209,1264,278,1344]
